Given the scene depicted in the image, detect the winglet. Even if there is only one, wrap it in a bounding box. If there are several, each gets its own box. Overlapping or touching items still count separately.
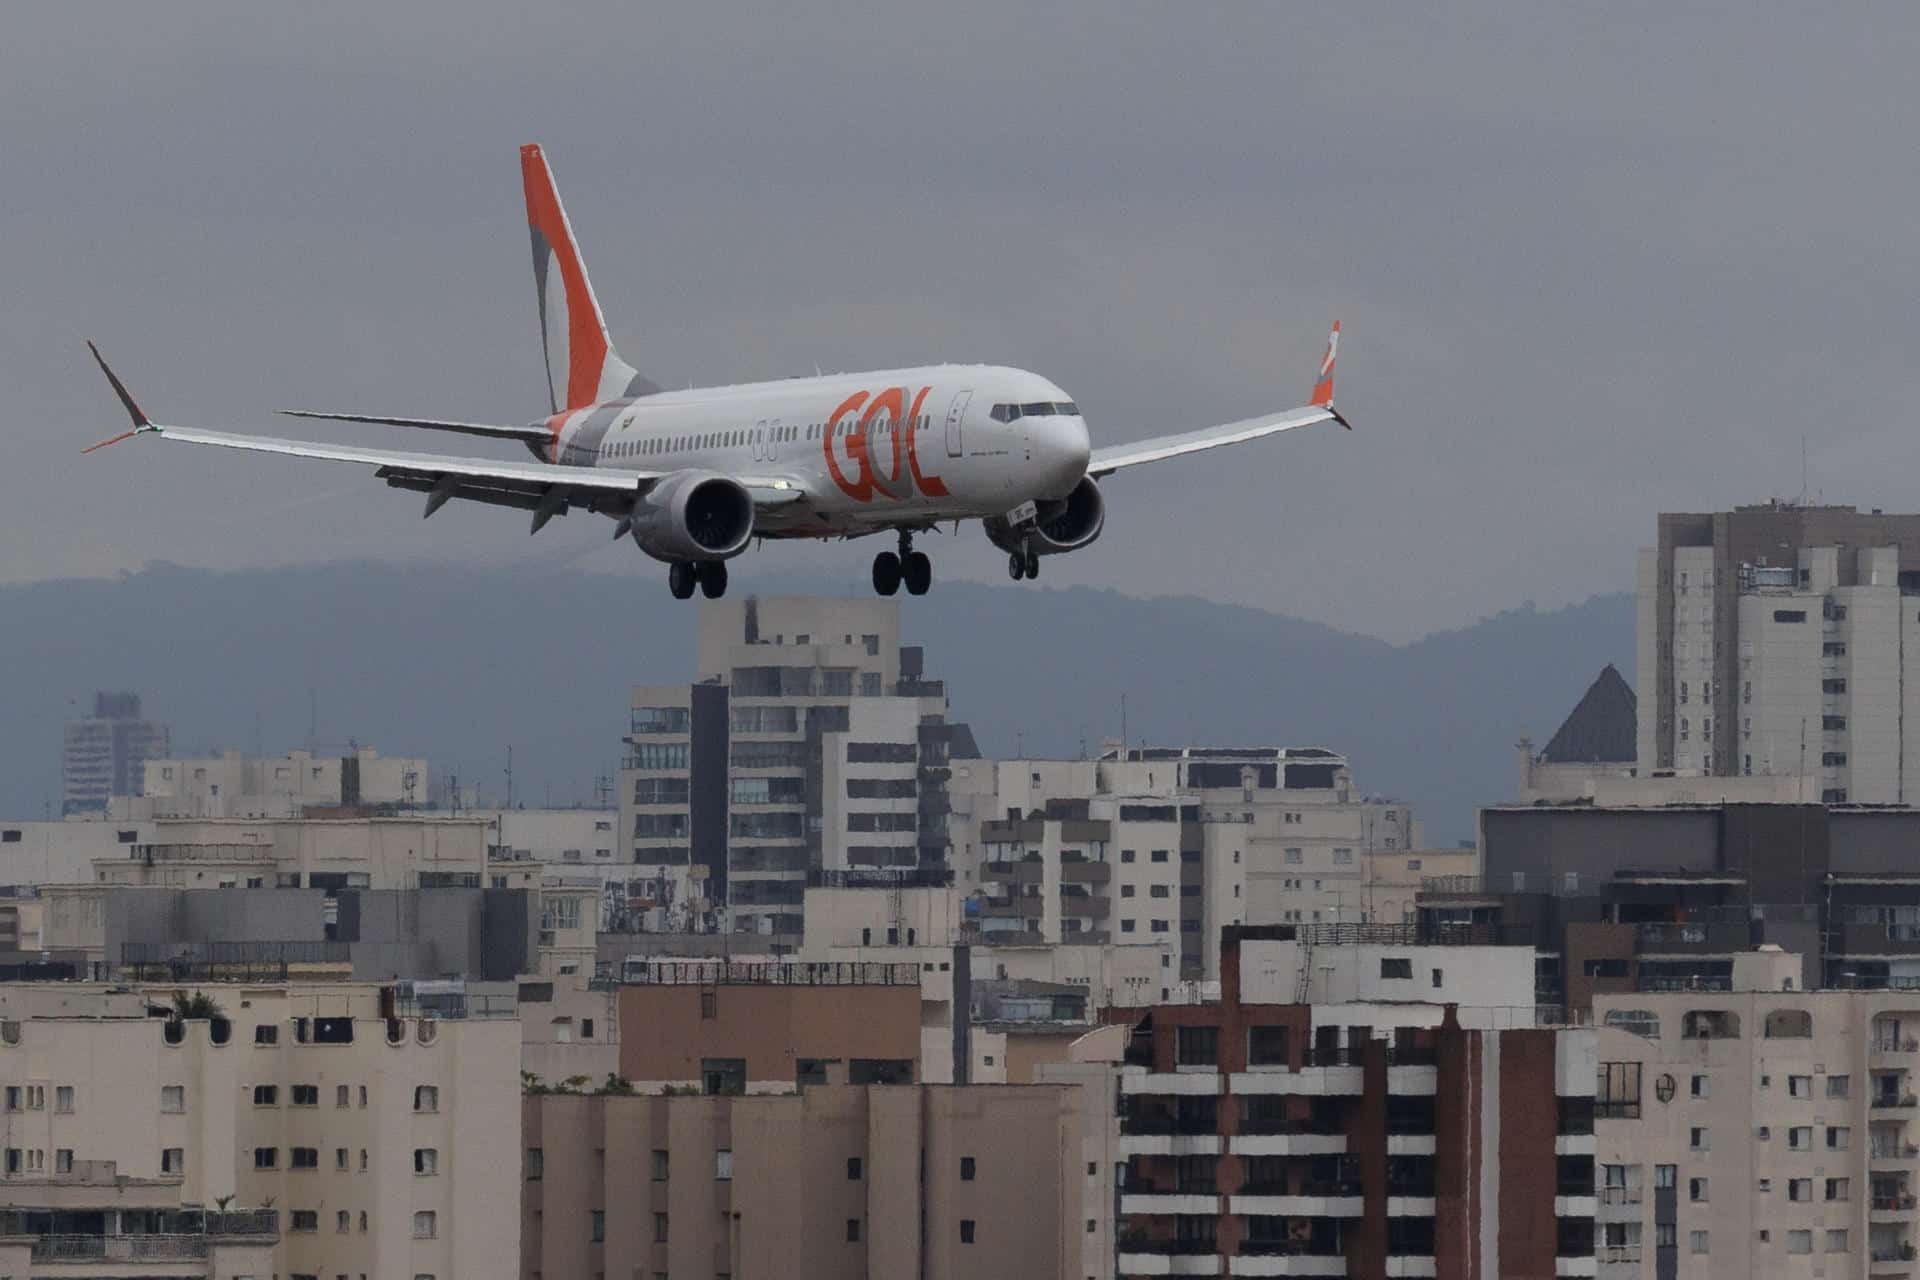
[83,342,160,452]
[1308,321,1349,429]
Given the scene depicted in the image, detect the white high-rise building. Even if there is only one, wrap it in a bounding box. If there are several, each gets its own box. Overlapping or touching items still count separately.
[61,692,169,816]
[1636,503,1920,803]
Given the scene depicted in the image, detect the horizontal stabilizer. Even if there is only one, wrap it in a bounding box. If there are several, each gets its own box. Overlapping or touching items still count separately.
[279,410,551,443]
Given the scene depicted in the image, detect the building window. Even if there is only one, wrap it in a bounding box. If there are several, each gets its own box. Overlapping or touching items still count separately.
[1827,1229,1850,1253]
[1788,1126,1812,1150]
[413,1085,438,1112]
[252,1085,277,1106]
[161,1147,184,1174]
[1121,850,1136,863]
[526,1148,544,1180]
[54,1086,73,1114]
[960,1220,976,1244]
[653,1213,669,1243]
[1597,1063,1642,1119]
[414,1148,437,1176]
[1333,847,1353,865]
[652,1149,669,1181]
[1690,1127,1710,1152]
[846,1218,862,1242]
[290,1147,318,1169]
[1248,1025,1290,1067]
[590,1210,604,1243]
[1787,1230,1812,1255]
[847,1157,862,1180]
[255,1025,277,1045]
[1380,957,1413,980]
[1690,1230,1709,1255]
[161,1085,185,1113]
[1176,1026,1220,1067]
[715,1149,732,1180]
[1828,1125,1850,1150]
[961,1156,976,1181]
[412,1211,437,1240]
[1689,1177,1709,1202]
[290,1084,318,1107]
[335,1147,348,1170]
[291,1210,318,1233]
[1283,848,1303,865]
[1690,1074,1709,1099]
[1826,1177,1850,1201]
[254,1147,277,1169]
[55,1149,72,1173]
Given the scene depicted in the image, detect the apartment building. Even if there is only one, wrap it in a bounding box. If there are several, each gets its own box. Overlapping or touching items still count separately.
[133,747,428,819]
[953,748,1432,983]
[38,883,538,982]
[614,960,942,1090]
[0,980,519,1278]
[1109,927,1600,1278]
[522,1082,1084,1280]
[61,691,169,816]
[1589,948,1920,1279]
[1421,801,1920,1013]
[618,596,977,939]
[1635,503,1920,801]
[88,814,490,891]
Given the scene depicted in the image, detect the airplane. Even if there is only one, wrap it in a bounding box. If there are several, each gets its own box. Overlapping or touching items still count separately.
[87,143,1350,601]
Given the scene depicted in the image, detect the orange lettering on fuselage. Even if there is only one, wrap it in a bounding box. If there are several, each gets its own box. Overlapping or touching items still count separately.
[824,385,946,502]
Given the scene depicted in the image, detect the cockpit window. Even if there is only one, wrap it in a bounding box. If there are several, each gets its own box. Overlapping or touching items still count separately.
[990,402,1078,423]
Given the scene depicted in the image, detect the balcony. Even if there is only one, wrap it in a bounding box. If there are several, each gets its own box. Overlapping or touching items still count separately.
[1872,1244,1918,1270]
[1597,1187,1643,1220]
[1231,1242,1348,1277]
[1060,894,1111,920]
[33,1234,212,1262]
[1877,1037,1920,1056]
[982,859,1043,885]
[1634,921,1750,954]
[1118,1236,1226,1276]
[1873,1095,1919,1111]
[1598,1245,1642,1265]
[1871,1142,1920,1163]
[1061,860,1113,885]
[1232,1067,1364,1098]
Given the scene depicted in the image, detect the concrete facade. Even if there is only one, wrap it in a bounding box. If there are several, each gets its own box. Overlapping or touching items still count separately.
[522,1084,1084,1280]
[134,747,428,819]
[1636,503,1920,802]
[1590,971,1920,1279]
[0,981,519,1278]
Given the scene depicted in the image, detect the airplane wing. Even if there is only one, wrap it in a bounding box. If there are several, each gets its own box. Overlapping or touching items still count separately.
[277,409,554,445]
[1088,321,1349,478]
[84,344,802,530]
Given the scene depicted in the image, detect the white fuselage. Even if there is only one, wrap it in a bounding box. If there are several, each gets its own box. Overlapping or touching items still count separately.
[539,363,1092,535]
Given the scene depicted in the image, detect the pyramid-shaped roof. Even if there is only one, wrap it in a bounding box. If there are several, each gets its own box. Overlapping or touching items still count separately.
[1540,664,1637,763]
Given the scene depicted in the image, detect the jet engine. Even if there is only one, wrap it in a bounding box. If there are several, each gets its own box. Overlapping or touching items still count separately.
[984,475,1105,557]
[628,471,755,562]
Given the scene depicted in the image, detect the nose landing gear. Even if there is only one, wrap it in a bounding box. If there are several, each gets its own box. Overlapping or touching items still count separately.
[873,531,933,597]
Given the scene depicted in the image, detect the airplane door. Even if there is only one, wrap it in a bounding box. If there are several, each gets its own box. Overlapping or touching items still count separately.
[944,389,972,458]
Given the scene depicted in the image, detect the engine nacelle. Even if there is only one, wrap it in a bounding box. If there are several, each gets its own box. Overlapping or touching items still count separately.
[629,471,755,563]
[984,475,1105,557]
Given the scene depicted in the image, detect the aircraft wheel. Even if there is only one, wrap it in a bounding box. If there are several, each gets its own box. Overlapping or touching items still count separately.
[872,551,902,596]
[1024,550,1041,580]
[903,551,932,596]
[669,563,697,600]
[1008,551,1026,581]
[699,561,728,599]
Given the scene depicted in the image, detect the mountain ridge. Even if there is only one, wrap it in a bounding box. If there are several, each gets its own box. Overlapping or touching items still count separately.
[0,561,1633,841]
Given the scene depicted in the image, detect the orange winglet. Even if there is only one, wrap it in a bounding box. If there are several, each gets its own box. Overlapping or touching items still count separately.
[1310,321,1339,408]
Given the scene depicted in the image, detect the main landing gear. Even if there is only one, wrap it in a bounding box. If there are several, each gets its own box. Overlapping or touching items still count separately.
[873,530,932,597]
[1008,547,1041,581]
[669,561,727,600]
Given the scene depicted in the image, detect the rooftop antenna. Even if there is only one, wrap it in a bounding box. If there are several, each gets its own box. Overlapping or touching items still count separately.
[505,745,515,811]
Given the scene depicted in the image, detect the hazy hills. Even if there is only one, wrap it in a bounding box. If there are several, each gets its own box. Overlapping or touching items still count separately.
[0,562,1633,842]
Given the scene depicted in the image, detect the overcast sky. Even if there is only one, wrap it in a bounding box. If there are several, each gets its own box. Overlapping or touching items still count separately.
[7,4,1919,642]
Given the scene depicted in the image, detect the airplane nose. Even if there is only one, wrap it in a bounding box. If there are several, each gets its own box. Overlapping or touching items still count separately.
[1038,417,1091,497]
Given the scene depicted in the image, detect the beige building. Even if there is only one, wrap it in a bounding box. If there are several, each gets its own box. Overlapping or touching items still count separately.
[950,748,1449,982]
[134,747,429,819]
[1591,949,1920,1279]
[91,816,489,891]
[0,980,519,1278]
[522,1083,1084,1280]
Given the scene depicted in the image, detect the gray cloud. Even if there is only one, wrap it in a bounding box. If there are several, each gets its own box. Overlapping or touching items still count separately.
[6,3,1918,641]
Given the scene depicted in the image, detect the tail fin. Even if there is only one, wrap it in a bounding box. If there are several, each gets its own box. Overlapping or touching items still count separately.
[520,143,651,413]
